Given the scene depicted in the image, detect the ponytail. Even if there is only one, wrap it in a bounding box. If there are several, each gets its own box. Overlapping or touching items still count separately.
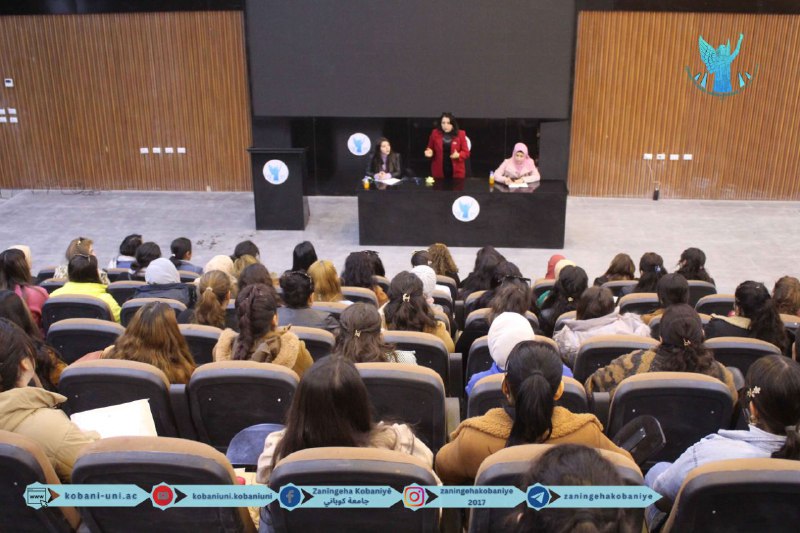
[736,281,788,353]
[773,423,800,460]
[232,283,277,361]
[507,372,555,446]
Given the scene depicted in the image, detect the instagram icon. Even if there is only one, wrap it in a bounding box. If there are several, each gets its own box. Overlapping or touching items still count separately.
[403,484,426,510]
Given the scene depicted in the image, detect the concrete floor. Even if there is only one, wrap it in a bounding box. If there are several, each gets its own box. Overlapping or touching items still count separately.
[0,189,797,295]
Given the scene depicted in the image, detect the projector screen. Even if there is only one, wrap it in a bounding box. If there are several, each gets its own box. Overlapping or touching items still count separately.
[246,0,576,118]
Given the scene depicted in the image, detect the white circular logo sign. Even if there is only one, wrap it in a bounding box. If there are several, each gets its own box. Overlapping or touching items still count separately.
[263,159,289,185]
[347,133,371,156]
[452,196,480,222]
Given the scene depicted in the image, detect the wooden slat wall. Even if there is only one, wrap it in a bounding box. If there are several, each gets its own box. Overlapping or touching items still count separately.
[0,12,251,191]
[569,12,800,200]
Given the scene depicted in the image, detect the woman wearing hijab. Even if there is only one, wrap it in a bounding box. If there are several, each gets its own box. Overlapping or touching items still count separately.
[493,142,541,184]
[424,112,470,180]
[131,258,193,307]
[366,137,402,181]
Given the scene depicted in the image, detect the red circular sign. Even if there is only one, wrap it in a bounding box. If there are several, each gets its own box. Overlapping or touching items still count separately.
[152,485,174,507]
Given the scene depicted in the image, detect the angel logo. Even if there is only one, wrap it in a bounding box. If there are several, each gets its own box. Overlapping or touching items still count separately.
[686,33,758,97]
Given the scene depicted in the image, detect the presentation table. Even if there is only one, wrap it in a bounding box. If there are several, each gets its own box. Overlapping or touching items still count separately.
[357,178,567,248]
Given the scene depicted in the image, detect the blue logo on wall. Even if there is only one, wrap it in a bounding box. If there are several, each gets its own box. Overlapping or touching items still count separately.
[347,133,371,156]
[451,196,480,222]
[262,159,289,185]
[686,33,758,97]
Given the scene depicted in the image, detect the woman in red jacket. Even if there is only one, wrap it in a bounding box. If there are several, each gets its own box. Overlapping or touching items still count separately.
[424,112,470,179]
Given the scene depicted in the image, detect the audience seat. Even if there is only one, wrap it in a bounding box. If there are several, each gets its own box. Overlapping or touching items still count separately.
[72,436,255,532]
[573,334,659,383]
[687,280,718,307]
[780,313,800,336]
[606,372,734,466]
[107,280,146,306]
[58,359,179,437]
[650,313,711,341]
[465,335,558,387]
[662,458,800,533]
[433,309,452,336]
[178,270,200,283]
[356,362,454,454]
[341,286,379,305]
[120,297,186,327]
[383,330,460,396]
[290,326,335,361]
[46,318,125,364]
[373,275,390,293]
[41,295,114,333]
[553,310,576,333]
[35,266,57,285]
[704,336,782,375]
[310,300,348,321]
[0,430,80,532]
[694,293,735,316]
[178,323,222,365]
[436,275,458,300]
[463,290,488,315]
[226,299,237,328]
[268,448,439,533]
[618,292,660,315]
[601,279,638,298]
[226,423,285,470]
[38,279,65,294]
[470,443,643,533]
[531,278,555,303]
[467,373,589,418]
[187,361,298,452]
[105,268,132,282]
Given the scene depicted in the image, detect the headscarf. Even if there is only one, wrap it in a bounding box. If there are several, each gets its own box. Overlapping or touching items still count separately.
[411,265,437,299]
[554,259,576,281]
[488,312,535,371]
[204,255,237,286]
[545,255,566,279]
[510,143,537,176]
[144,258,180,285]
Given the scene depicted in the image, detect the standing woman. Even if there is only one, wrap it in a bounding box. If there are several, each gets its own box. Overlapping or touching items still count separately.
[424,112,470,179]
[493,142,540,185]
[366,137,402,181]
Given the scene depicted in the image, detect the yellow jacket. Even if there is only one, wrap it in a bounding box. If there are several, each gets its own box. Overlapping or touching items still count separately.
[50,282,121,322]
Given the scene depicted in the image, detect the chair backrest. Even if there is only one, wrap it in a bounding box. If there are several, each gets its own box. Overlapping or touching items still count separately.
[607,372,734,465]
[107,280,147,306]
[178,270,200,283]
[35,266,57,285]
[618,292,660,315]
[73,436,255,532]
[687,280,717,307]
[341,286,378,305]
[310,300,349,321]
[59,359,179,437]
[0,430,80,532]
[291,325,335,361]
[601,279,638,297]
[105,267,132,282]
[225,423,285,470]
[357,362,447,453]
[178,323,222,365]
[187,361,299,451]
[433,309,451,334]
[470,443,643,533]
[780,313,800,335]
[38,279,65,294]
[467,373,589,418]
[695,293,735,316]
[269,447,439,533]
[120,297,186,327]
[553,310,576,332]
[436,275,458,300]
[663,458,800,533]
[432,288,454,316]
[532,278,555,301]
[464,290,487,314]
[382,331,450,392]
[373,275,390,293]
[46,318,125,364]
[650,313,711,341]
[573,334,659,383]
[704,336,783,375]
[41,295,114,333]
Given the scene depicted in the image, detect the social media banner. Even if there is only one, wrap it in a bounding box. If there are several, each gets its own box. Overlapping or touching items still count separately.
[24,482,149,509]
[544,486,661,509]
[279,484,402,510]
[167,484,277,508]
[403,485,526,510]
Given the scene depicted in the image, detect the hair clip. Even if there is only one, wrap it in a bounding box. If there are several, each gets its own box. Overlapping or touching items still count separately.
[354,329,361,338]
[683,339,692,347]
[402,293,411,302]
[747,386,761,398]
[567,297,573,302]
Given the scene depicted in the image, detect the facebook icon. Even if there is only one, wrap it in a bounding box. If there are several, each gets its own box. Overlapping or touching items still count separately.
[279,484,302,510]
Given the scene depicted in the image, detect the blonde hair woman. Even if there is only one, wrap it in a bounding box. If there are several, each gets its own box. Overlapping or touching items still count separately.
[308,260,346,302]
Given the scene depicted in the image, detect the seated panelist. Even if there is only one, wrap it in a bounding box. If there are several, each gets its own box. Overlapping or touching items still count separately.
[365,137,402,181]
[493,142,540,184]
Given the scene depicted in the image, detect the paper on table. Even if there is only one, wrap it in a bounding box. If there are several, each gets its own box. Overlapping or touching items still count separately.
[377,177,401,186]
[508,182,528,188]
[70,399,158,438]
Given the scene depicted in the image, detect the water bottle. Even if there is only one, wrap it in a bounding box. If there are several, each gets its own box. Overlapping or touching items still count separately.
[489,171,495,186]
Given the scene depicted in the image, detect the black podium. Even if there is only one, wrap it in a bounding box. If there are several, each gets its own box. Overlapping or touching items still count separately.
[248,148,309,230]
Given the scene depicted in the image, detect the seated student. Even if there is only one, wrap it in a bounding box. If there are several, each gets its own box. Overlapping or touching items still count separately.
[641,273,689,326]
[102,301,196,385]
[213,284,312,377]
[168,237,203,275]
[178,270,235,330]
[410,264,445,315]
[129,241,161,279]
[277,270,339,333]
[233,254,259,282]
[472,260,525,311]
[0,248,48,331]
[534,258,577,311]
[203,255,238,292]
[593,253,636,287]
[585,304,736,398]
[543,254,566,280]
[51,254,121,322]
[291,241,317,272]
[466,312,572,396]
[383,272,454,353]
[365,137,402,181]
[773,275,800,317]
[307,260,348,303]
[675,247,715,285]
[238,263,274,296]
[0,319,99,482]
[107,233,142,270]
[0,291,66,391]
[53,237,110,285]
[536,265,588,337]
[428,242,461,286]
[555,287,650,368]
[459,246,505,300]
[624,252,666,295]
[492,142,540,184]
[487,278,534,326]
[511,444,640,533]
[334,302,416,364]
[645,355,800,529]
[132,258,193,307]
[436,341,630,484]
[705,280,788,354]
[410,249,431,268]
[340,251,388,306]
[232,240,260,263]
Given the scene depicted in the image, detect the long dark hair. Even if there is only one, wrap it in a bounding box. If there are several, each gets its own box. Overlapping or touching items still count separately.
[238,263,272,295]
[676,247,714,284]
[438,112,460,134]
[600,253,636,282]
[735,281,788,353]
[488,280,531,324]
[0,249,33,290]
[272,356,374,468]
[383,271,437,333]
[633,252,666,293]
[341,251,378,289]
[505,341,564,447]
[169,237,192,268]
[233,283,279,361]
[291,241,317,272]
[368,137,400,175]
[576,287,614,321]
[539,266,588,328]
[334,302,396,363]
[656,273,689,308]
[461,246,505,296]
[744,355,800,460]
[68,254,101,284]
[654,304,715,373]
[0,317,38,392]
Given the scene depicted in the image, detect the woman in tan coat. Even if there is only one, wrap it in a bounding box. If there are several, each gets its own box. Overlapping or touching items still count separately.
[435,340,631,484]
